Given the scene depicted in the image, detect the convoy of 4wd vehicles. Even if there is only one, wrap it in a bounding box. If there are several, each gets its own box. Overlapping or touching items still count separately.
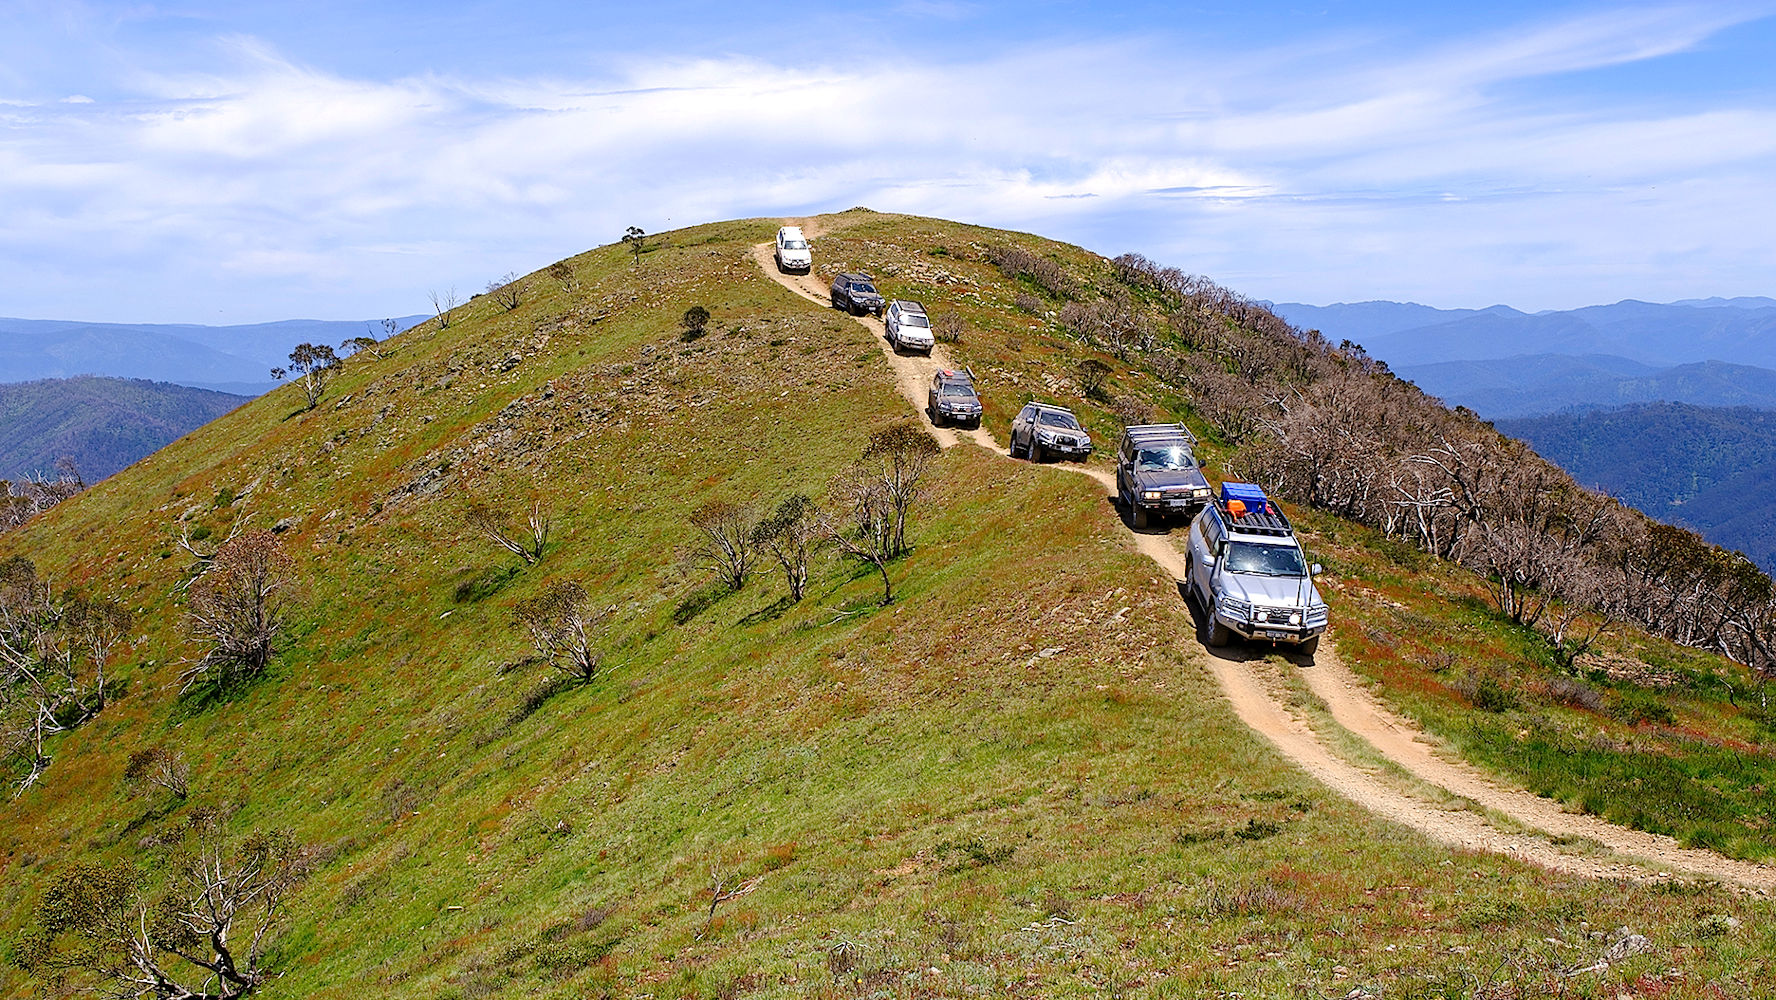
[771,225,1330,653]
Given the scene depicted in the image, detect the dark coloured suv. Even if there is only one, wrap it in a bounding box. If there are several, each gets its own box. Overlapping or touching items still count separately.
[830,272,885,316]
[927,369,982,427]
[1116,423,1211,528]
[1010,401,1091,462]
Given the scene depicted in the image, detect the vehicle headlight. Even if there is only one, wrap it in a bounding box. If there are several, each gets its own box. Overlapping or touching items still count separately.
[1037,431,1057,443]
[1220,598,1252,620]
[1142,490,1161,500]
[1194,487,1210,496]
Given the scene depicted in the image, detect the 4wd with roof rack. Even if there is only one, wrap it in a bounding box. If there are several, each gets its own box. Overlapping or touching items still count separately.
[927,369,982,427]
[1116,423,1211,529]
[885,299,935,354]
[829,272,885,316]
[1185,482,1328,655]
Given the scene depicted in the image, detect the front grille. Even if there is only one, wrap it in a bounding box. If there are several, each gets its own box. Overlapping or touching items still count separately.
[1259,609,1295,625]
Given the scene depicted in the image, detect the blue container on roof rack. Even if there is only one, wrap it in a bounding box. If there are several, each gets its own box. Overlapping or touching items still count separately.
[1219,482,1270,516]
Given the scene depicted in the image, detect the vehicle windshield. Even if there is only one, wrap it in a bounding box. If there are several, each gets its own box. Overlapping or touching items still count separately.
[783,239,807,250]
[1135,446,1196,471]
[903,315,930,328]
[941,384,974,397]
[855,283,877,294]
[1038,411,1080,429]
[1224,541,1307,577]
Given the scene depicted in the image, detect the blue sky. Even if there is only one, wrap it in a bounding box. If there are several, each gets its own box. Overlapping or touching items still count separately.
[2,1,1774,322]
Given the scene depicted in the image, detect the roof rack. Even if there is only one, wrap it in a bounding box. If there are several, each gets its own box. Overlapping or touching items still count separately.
[1124,422,1198,445]
[1215,482,1293,537]
[935,367,976,384]
[898,299,927,313]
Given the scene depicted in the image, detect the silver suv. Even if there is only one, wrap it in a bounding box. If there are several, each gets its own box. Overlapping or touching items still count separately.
[1185,482,1328,654]
[1010,402,1091,462]
[885,299,935,355]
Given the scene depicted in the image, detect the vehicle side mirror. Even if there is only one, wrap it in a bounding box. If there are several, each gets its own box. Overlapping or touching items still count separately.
[1311,563,1323,576]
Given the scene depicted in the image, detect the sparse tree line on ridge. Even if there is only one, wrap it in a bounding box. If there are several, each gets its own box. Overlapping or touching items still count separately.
[1044,248,1776,691]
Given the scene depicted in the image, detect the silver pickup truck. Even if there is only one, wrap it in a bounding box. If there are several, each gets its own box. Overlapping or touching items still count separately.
[1185,482,1328,655]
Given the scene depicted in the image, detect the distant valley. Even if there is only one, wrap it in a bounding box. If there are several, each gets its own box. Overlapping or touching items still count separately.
[1394,354,1776,419]
[1500,403,1776,574]
[0,314,428,394]
[0,376,248,482]
[1273,296,1776,573]
[1271,296,1776,370]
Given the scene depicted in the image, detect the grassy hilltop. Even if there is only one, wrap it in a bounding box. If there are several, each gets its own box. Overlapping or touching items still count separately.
[2,212,1772,998]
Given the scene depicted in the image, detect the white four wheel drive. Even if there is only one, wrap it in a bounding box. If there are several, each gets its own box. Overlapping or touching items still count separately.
[774,226,812,273]
[884,299,935,355]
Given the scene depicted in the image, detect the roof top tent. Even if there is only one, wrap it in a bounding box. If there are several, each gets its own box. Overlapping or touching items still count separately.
[1217,482,1293,536]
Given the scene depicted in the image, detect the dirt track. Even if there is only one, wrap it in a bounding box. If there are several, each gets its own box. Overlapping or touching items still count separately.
[752,226,1776,891]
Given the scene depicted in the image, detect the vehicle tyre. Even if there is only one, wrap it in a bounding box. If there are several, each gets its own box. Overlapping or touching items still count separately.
[1132,505,1149,529]
[1205,609,1233,647]
[1300,635,1320,657]
[1012,433,1028,459]
[1032,442,1047,463]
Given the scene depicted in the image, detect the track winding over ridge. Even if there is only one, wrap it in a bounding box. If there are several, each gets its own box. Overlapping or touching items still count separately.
[752,224,1776,891]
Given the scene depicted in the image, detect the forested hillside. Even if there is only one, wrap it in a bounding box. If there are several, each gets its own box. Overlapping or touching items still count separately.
[1399,355,1776,418]
[3,213,1772,999]
[1502,402,1776,573]
[0,376,248,482]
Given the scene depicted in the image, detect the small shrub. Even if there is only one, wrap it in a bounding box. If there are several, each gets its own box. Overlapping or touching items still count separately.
[1110,394,1154,427]
[1461,898,1522,928]
[1201,878,1297,917]
[1075,358,1112,400]
[1543,675,1605,713]
[934,836,1014,872]
[1457,673,1519,713]
[1013,292,1042,314]
[934,313,964,344]
[1609,689,1676,727]
[681,305,711,341]
[1233,818,1281,841]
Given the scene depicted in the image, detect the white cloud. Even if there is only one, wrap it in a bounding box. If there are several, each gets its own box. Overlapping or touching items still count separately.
[0,4,1772,321]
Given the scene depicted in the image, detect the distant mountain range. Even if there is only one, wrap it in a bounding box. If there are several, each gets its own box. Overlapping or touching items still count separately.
[1500,403,1776,574]
[1394,354,1776,419]
[0,376,248,482]
[1271,297,1776,370]
[0,315,428,394]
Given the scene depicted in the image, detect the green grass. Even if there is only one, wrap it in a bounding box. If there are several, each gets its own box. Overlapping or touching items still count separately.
[2,212,1773,998]
[1303,506,1776,861]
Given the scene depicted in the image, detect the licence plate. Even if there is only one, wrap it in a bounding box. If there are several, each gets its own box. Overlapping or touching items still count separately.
[1263,630,1291,641]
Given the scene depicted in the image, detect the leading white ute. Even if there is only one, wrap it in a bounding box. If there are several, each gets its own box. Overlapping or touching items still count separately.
[774,226,812,273]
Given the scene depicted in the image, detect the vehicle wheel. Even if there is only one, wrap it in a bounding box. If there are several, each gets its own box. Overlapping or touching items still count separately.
[1205,608,1233,647]
[1132,506,1149,529]
[1300,636,1320,657]
[1032,442,1047,463]
[1012,433,1027,459]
